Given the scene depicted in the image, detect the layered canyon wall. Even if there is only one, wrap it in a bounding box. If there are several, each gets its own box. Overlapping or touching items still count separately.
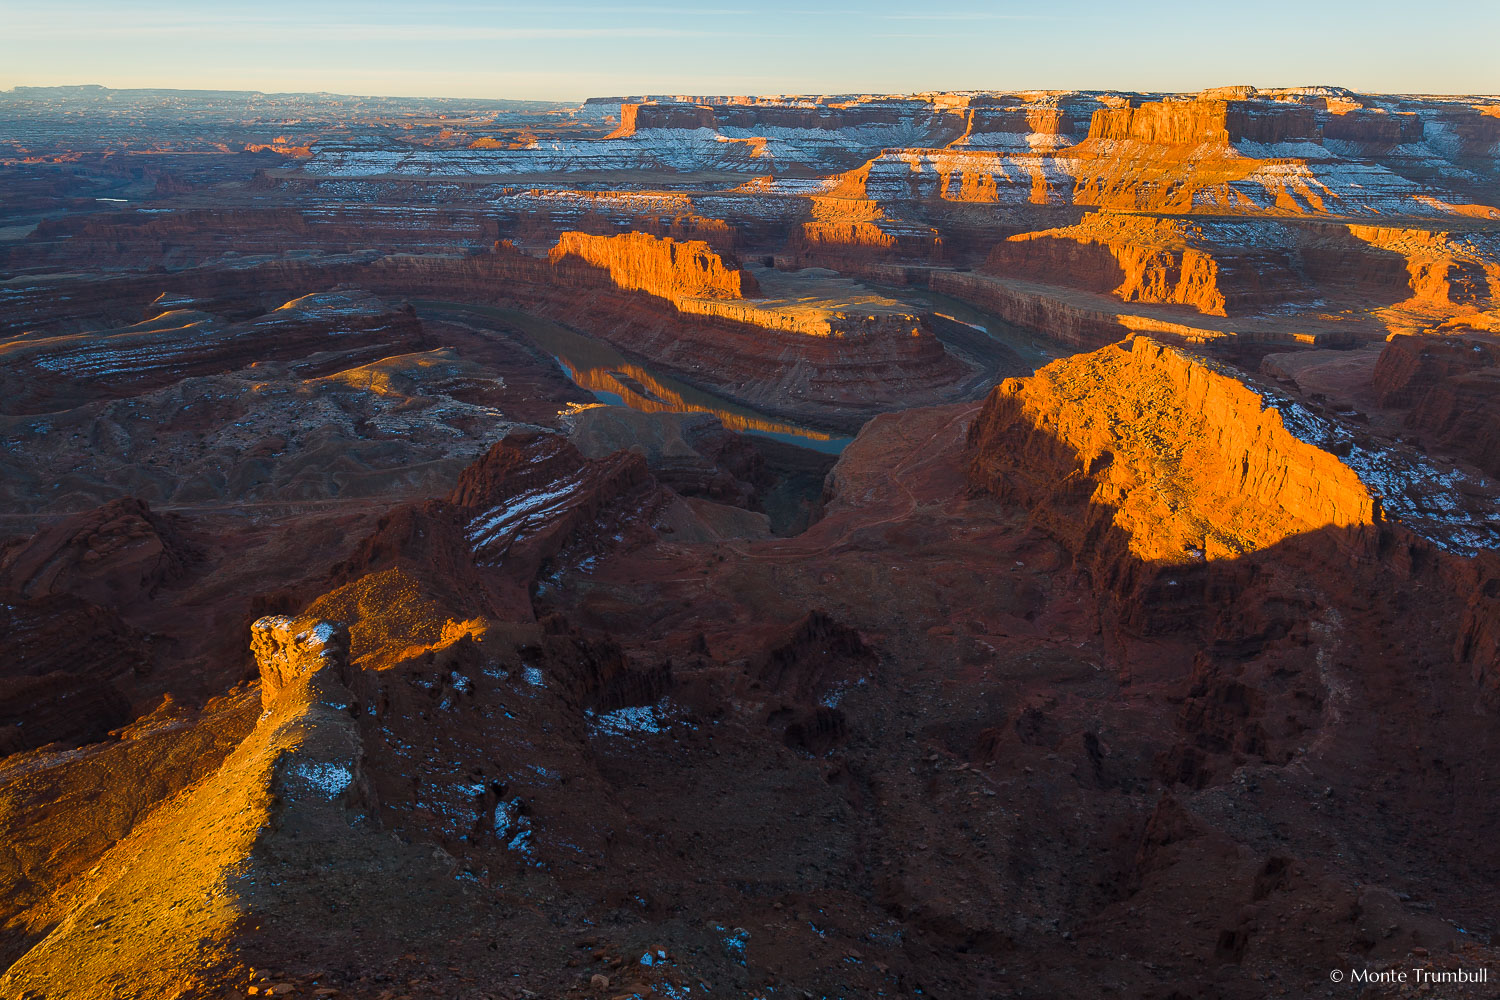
[547,231,760,301]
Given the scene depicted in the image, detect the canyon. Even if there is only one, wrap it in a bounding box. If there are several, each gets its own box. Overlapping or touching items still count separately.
[2,82,1500,1000]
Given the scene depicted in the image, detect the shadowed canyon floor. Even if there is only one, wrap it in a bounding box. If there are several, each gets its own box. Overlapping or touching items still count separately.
[4,83,1500,1000]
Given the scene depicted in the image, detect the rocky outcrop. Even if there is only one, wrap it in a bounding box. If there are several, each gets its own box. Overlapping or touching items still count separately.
[787,180,946,270]
[963,330,1500,723]
[958,103,1078,151]
[752,610,875,704]
[931,259,1380,351]
[0,595,390,1000]
[964,334,1500,797]
[608,102,717,136]
[250,615,352,710]
[1343,225,1500,333]
[482,189,758,256]
[448,431,656,576]
[984,213,1309,317]
[0,497,195,607]
[967,337,1378,632]
[547,231,759,301]
[326,430,666,627]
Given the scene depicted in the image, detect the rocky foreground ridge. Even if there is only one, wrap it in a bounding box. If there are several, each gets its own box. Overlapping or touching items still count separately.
[4,331,1500,998]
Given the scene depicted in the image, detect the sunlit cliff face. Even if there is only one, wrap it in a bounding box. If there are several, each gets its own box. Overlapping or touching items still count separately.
[543,228,936,341]
[969,337,1379,566]
[995,213,1233,317]
[547,230,758,302]
[1345,224,1500,335]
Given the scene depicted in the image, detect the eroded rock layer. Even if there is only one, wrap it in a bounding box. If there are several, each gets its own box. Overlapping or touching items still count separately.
[548,230,759,301]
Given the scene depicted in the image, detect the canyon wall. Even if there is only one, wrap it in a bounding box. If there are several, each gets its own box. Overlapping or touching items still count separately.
[1321,109,1425,144]
[986,214,1221,316]
[1374,334,1500,478]
[968,336,1378,604]
[1344,225,1500,330]
[1085,99,1319,146]
[960,104,1077,150]
[966,331,1500,738]
[982,213,1319,317]
[547,230,759,301]
[609,99,967,141]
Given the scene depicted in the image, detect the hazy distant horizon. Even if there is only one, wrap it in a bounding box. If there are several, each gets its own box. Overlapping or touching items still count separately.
[6,81,1500,105]
[2,0,1497,102]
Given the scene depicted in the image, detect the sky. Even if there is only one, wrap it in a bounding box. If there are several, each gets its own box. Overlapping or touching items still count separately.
[2,0,1497,101]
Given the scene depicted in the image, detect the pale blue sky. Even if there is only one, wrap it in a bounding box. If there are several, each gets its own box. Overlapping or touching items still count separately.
[2,0,1496,100]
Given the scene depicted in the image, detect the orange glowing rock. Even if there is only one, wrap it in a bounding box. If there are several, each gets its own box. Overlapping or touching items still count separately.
[548,231,759,301]
[794,164,943,257]
[968,336,1377,572]
[605,102,718,138]
[1084,99,1317,146]
[989,213,1234,316]
[250,615,351,709]
[243,136,313,157]
[1345,224,1500,334]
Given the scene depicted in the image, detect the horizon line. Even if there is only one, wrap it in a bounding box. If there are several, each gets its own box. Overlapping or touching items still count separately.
[7,81,1500,104]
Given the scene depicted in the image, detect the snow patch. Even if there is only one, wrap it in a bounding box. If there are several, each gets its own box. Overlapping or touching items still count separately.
[588,698,693,738]
[288,761,353,800]
[1257,385,1500,555]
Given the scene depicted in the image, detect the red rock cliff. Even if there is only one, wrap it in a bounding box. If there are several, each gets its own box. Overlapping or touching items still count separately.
[967,336,1379,628]
[607,102,717,137]
[547,231,759,302]
[986,214,1231,316]
[1086,99,1317,145]
[983,212,1313,317]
